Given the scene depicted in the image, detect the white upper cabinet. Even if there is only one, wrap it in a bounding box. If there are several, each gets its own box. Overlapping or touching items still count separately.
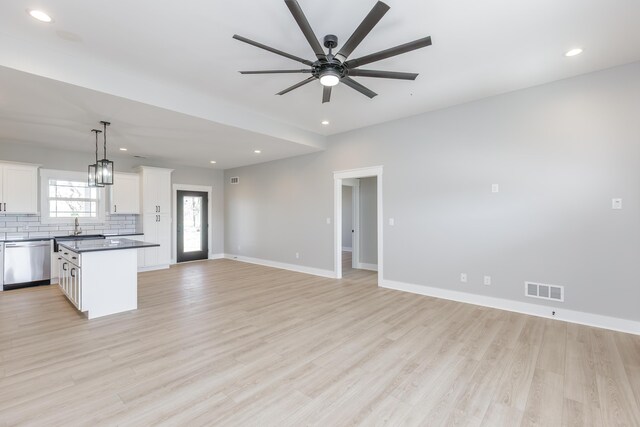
[0,162,39,214]
[110,172,140,214]
[137,167,173,214]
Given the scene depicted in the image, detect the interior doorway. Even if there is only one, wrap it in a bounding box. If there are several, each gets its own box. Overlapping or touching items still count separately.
[334,166,383,283]
[176,190,209,263]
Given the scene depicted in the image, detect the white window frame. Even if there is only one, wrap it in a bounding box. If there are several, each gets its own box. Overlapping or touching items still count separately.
[40,169,106,224]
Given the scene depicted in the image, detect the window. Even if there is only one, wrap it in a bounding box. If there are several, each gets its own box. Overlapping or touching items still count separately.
[40,169,105,224]
[48,179,99,218]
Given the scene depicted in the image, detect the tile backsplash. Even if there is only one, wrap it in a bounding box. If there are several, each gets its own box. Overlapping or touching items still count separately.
[0,213,140,240]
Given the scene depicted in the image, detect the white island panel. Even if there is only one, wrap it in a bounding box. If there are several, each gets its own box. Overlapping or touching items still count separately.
[82,249,137,319]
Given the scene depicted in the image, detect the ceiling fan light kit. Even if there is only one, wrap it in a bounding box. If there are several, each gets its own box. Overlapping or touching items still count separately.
[234,0,432,103]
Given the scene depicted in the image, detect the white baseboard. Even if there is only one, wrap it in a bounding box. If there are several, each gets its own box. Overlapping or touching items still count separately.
[209,253,225,260]
[358,262,378,272]
[138,264,170,272]
[225,254,336,279]
[342,247,353,252]
[380,279,640,336]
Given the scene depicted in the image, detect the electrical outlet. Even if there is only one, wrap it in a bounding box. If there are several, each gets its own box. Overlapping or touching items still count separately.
[612,198,622,209]
[484,276,491,286]
[460,273,467,283]
[492,184,499,193]
[326,217,331,225]
[389,218,395,226]
[295,252,300,259]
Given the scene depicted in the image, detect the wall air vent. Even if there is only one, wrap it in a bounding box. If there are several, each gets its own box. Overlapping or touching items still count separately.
[525,282,564,302]
[230,177,239,185]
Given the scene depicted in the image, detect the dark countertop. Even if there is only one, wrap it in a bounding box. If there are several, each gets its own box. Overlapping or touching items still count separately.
[1,232,143,243]
[57,238,159,253]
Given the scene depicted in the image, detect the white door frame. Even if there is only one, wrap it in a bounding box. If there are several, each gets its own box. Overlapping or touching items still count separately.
[333,166,383,283]
[172,184,213,264]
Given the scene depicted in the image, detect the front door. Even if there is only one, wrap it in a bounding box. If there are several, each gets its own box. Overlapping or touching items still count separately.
[177,190,208,262]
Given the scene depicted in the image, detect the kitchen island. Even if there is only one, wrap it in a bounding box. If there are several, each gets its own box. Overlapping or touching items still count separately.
[57,237,159,319]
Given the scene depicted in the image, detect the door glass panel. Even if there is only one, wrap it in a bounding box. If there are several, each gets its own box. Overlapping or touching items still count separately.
[183,196,202,252]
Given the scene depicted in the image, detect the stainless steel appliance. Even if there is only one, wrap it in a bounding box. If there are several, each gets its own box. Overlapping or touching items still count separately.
[3,239,51,290]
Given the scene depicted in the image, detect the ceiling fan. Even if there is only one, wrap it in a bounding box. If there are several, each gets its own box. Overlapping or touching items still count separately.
[233,0,432,103]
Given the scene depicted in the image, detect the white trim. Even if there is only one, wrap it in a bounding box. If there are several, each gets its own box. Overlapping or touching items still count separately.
[333,166,383,285]
[138,264,170,272]
[172,184,213,264]
[380,279,640,336]
[209,253,225,260]
[225,254,336,279]
[342,247,353,252]
[358,262,378,272]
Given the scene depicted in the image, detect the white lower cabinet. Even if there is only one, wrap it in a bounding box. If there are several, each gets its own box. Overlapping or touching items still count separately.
[58,249,83,310]
[140,214,171,269]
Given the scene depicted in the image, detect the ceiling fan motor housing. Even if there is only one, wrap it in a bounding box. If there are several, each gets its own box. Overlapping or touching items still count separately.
[323,34,338,49]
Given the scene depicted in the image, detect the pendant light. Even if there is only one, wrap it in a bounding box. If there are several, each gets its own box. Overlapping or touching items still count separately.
[96,121,114,186]
[88,129,104,187]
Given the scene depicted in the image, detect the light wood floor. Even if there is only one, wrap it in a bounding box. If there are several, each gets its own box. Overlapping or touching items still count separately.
[1,259,639,426]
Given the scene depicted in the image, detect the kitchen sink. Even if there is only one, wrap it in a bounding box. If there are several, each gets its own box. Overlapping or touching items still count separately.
[55,234,105,241]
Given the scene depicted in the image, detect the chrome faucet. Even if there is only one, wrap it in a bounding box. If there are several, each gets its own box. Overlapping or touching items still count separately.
[73,217,82,236]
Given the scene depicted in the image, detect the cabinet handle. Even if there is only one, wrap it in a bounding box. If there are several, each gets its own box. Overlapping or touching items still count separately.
[62,262,68,271]
[70,268,76,278]
[3,203,5,211]
[114,204,117,213]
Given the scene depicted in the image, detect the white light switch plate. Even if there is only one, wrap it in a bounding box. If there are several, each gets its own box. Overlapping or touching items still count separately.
[326,217,331,224]
[492,184,499,193]
[389,218,395,226]
[612,198,622,210]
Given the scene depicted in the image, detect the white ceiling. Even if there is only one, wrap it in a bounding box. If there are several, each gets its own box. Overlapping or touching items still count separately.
[0,66,320,169]
[1,0,639,167]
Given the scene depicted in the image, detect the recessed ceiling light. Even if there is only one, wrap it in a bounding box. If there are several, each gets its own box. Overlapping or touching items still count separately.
[28,10,52,23]
[254,150,261,154]
[210,160,217,164]
[119,148,127,151]
[321,120,330,125]
[565,48,583,57]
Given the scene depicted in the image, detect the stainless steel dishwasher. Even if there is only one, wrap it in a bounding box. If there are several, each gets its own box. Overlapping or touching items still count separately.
[3,240,51,290]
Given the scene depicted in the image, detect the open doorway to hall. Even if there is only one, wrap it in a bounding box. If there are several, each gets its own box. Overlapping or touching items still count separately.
[334,166,383,284]
[341,178,378,280]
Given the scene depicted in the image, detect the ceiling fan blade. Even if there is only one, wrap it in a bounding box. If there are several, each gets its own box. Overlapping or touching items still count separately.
[277,76,317,95]
[284,0,326,61]
[341,77,377,99]
[233,34,314,66]
[334,1,390,63]
[322,86,332,103]
[347,69,418,80]
[240,69,312,74]
[344,36,432,69]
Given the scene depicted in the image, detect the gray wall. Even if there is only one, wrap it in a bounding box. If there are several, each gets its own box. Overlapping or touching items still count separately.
[359,177,377,265]
[341,185,352,249]
[0,142,225,254]
[225,62,640,322]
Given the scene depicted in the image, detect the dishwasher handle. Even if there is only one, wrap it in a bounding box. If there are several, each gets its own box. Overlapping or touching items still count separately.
[5,241,51,248]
